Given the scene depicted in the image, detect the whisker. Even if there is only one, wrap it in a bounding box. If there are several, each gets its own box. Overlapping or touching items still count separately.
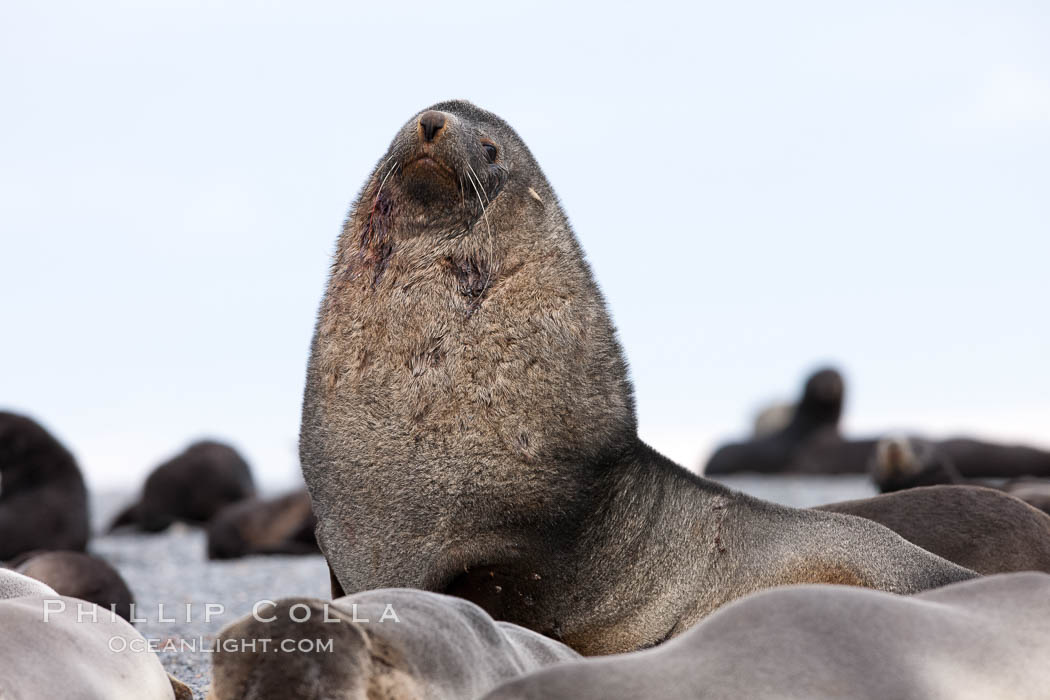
[466,164,491,205]
[375,161,398,200]
[463,167,496,301]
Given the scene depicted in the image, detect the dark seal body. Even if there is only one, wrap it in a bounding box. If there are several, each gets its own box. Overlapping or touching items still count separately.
[14,550,135,622]
[110,440,255,532]
[206,489,318,560]
[704,368,872,475]
[0,412,89,560]
[301,101,975,654]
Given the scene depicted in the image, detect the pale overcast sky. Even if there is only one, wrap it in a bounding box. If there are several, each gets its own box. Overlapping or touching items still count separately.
[1,1,1047,489]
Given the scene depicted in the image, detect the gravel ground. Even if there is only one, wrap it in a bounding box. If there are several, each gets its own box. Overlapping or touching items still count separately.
[90,493,329,699]
[87,476,875,698]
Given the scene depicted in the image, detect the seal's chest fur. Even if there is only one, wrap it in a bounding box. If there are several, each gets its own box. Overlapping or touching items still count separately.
[314,228,631,473]
[320,253,536,465]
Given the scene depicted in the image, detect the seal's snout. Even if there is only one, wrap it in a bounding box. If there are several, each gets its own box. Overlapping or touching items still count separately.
[419,110,447,142]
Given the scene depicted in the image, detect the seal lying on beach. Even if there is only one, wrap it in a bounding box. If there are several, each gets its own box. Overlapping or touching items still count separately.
[817,485,1050,574]
[938,437,1050,478]
[871,435,1050,515]
[208,588,579,700]
[0,570,190,699]
[482,572,1050,700]
[206,489,319,560]
[705,373,1050,475]
[870,435,964,491]
[300,101,975,654]
[13,550,136,622]
[0,411,90,560]
[705,367,851,474]
[110,440,255,532]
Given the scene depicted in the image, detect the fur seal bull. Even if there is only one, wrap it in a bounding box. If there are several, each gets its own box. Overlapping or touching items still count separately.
[300,101,975,654]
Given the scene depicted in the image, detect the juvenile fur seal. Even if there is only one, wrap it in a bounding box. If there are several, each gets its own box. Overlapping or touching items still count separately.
[0,411,90,560]
[110,440,255,532]
[817,485,1050,574]
[482,572,1050,700]
[13,550,135,622]
[208,588,579,700]
[206,489,319,560]
[704,368,862,474]
[299,101,975,655]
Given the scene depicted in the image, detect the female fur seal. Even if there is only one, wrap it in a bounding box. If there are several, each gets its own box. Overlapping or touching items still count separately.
[300,101,975,655]
[208,589,579,700]
[0,570,191,699]
[109,440,255,532]
[13,550,136,622]
[206,489,318,559]
[871,435,1050,515]
[817,485,1050,574]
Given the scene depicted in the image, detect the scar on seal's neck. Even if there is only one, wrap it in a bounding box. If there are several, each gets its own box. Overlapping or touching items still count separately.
[351,190,395,287]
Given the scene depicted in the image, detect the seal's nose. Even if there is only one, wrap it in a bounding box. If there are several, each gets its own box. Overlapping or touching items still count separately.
[419,111,446,143]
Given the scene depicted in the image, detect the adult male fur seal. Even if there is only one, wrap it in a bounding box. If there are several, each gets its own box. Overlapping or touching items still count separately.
[300,101,975,655]
[0,411,90,560]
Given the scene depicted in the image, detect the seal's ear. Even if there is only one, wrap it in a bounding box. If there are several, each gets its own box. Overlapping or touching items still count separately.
[108,503,139,532]
[168,674,193,700]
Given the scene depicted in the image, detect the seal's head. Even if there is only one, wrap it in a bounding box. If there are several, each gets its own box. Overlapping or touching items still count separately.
[353,100,552,243]
[797,367,845,426]
[870,435,961,492]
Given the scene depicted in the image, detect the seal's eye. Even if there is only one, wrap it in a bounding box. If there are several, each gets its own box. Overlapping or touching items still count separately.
[483,143,498,163]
